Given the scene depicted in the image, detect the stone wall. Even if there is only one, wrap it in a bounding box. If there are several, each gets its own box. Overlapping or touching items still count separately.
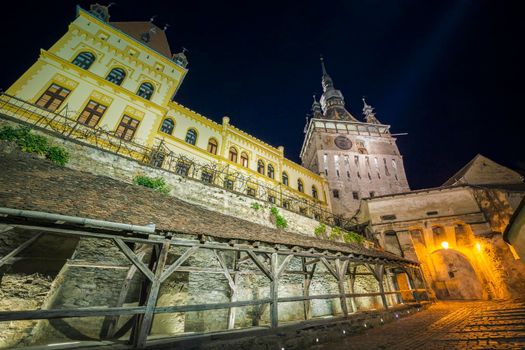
[0,117,336,241]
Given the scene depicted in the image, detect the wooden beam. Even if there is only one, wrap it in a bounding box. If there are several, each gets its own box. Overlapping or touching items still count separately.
[270,253,279,328]
[159,246,198,283]
[114,238,155,282]
[246,250,273,281]
[0,306,146,321]
[335,259,349,317]
[0,233,42,268]
[135,240,170,348]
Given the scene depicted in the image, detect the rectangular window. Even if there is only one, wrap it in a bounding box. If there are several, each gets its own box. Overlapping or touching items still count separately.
[175,162,191,177]
[333,189,340,199]
[247,187,256,197]
[78,100,107,127]
[369,191,375,198]
[283,200,290,209]
[115,115,140,141]
[201,171,213,184]
[268,195,276,204]
[352,191,359,200]
[299,207,307,215]
[224,179,234,190]
[35,83,71,112]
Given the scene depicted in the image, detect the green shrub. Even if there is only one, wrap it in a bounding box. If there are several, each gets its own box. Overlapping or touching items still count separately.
[46,146,70,166]
[133,175,170,195]
[314,223,326,238]
[342,231,365,244]
[251,202,261,211]
[330,226,342,241]
[270,206,288,229]
[0,125,70,165]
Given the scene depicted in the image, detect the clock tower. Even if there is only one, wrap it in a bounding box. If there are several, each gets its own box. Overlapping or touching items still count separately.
[300,58,410,220]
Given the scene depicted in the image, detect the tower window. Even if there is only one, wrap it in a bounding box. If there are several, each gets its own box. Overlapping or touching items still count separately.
[369,191,375,198]
[368,172,372,180]
[160,118,175,135]
[267,164,275,179]
[352,191,359,200]
[106,68,126,85]
[137,82,154,100]
[185,128,197,145]
[257,160,265,175]
[229,147,238,162]
[207,138,218,154]
[282,172,289,186]
[333,189,339,198]
[78,100,107,127]
[312,186,318,199]
[241,152,249,167]
[115,115,140,141]
[35,83,71,112]
[346,171,350,178]
[354,155,359,166]
[72,52,95,70]
[297,179,304,193]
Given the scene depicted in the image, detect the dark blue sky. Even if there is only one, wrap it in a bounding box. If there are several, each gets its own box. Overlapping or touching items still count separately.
[2,1,523,189]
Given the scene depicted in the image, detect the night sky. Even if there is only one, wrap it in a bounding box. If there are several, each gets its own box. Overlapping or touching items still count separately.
[1,1,523,189]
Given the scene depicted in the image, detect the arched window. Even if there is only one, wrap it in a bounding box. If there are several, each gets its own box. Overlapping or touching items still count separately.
[106,68,126,85]
[229,147,238,162]
[160,118,174,134]
[185,128,197,145]
[297,179,304,193]
[207,138,218,154]
[267,164,275,179]
[257,160,265,175]
[240,152,249,167]
[312,186,318,199]
[137,82,154,100]
[72,52,95,70]
[282,172,289,186]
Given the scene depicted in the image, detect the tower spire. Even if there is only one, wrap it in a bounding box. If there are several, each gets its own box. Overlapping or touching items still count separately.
[320,55,334,92]
[311,94,323,119]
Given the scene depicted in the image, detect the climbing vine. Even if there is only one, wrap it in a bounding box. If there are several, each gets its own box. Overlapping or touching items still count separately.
[270,206,288,229]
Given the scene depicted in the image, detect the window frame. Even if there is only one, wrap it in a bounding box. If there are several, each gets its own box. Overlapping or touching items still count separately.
[229,147,238,163]
[137,82,155,100]
[77,99,107,127]
[35,83,71,112]
[115,115,140,141]
[160,118,175,135]
[185,128,198,145]
[207,138,218,155]
[106,67,126,85]
[72,51,96,70]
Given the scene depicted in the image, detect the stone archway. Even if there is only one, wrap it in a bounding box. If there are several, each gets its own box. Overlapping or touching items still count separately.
[430,249,483,300]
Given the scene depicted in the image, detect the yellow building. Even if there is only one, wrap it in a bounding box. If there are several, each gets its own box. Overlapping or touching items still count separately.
[3,4,330,217]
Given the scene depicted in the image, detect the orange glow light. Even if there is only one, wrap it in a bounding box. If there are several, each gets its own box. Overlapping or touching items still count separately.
[441,241,449,249]
[476,242,482,251]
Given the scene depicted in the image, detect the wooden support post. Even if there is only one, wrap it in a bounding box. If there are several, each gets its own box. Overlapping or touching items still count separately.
[103,249,147,339]
[270,253,279,328]
[390,270,403,305]
[134,240,170,348]
[302,258,316,320]
[405,268,420,302]
[335,259,349,317]
[366,263,388,310]
[347,265,358,313]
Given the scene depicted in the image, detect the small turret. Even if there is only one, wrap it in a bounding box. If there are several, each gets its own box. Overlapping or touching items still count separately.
[311,95,323,119]
[89,3,112,22]
[362,97,381,124]
[173,48,189,68]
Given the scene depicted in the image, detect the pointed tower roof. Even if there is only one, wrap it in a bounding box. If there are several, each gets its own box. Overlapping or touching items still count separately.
[318,56,357,121]
[443,154,524,187]
[362,97,381,124]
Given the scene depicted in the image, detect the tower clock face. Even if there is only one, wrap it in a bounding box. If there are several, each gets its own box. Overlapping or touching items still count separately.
[334,136,352,150]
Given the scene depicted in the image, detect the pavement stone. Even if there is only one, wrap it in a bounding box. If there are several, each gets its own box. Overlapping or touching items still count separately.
[309,299,525,350]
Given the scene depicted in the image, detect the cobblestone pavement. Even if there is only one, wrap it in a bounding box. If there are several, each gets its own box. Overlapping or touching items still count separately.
[310,299,525,350]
